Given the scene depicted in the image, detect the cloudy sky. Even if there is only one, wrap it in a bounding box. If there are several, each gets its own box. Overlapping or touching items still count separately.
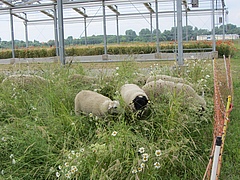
[0,0,239,42]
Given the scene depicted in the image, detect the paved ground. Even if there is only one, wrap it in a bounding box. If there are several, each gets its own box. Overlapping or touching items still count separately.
[0,54,165,65]
[0,51,215,65]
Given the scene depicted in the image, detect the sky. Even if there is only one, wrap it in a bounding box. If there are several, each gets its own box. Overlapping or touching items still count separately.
[0,0,239,42]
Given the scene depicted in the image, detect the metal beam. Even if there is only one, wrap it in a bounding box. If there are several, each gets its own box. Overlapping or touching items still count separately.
[73,7,88,17]
[143,3,154,13]
[107,5,120,15]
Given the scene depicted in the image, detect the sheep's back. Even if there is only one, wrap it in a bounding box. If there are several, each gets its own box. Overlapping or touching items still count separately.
[120,84,147,105]
[75,90,111,116]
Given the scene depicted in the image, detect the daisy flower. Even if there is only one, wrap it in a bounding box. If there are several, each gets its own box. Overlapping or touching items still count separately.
[56,172,60,178]
[111,131,118,136]
[132,169,137,174]
[154,162,161,169]
[138,147,145,154]
[155,149,162,157]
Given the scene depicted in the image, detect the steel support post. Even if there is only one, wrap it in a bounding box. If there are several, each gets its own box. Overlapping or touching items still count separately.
[116,14,119,44]
[177,0,183,65]
[222,8,225,41]
[24,13,29,48]
[155,0,160,54]
[212,0,216,52]
[102,0,107,55]
[54,5,59,56]
[57,0,65,65]
[10,9,15,58]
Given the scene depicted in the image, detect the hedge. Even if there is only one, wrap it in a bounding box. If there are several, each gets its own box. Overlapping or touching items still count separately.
[0,41,236,59]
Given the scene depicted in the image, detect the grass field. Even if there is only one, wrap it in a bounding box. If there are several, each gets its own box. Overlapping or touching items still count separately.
[219,57,240,179]
[0,55,238,179]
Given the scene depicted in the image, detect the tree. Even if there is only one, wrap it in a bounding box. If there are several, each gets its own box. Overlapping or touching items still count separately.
[139,28,152,42]
[125,29,137,42]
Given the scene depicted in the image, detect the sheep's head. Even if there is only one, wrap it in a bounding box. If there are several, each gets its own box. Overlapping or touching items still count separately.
[132,95,149,111]
[108,100,120,114]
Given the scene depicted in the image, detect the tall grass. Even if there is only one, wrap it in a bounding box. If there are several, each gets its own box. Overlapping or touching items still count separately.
[0,58,215,179]
[219,56,240,178]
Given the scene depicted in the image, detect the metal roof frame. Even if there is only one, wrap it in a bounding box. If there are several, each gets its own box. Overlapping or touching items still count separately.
[0,0,226,65]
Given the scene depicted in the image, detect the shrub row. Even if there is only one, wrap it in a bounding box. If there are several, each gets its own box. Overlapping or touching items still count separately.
[0,41,236,59]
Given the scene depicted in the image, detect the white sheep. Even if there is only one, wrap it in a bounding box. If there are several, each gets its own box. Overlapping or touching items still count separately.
[142,79,206,108]
[146,74,193,86]
[74,90,120,117]
[120,84,149,111]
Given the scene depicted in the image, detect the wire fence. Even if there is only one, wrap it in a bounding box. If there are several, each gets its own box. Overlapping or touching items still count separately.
[203,56,234,180]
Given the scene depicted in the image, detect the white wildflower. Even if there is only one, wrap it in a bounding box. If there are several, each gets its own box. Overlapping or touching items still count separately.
[137,167,143,172]
[154,162,161,169]
[12,159,16,164]
[65,172,71,179]
[10,154,14,159]
[56,171,60,178]
[116,67,119,70]
[138,147,145,154]
[132,169,137,174]
[64,162,69,167]
[89,113,93,118]
[155,149,162,157]
[111,131,118,136]
[140,163,145,168]
[142,153,149,162]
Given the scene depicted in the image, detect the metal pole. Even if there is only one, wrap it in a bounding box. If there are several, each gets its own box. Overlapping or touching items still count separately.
[57,0,65,65]
[83,7,87,46]
[24,13,29,48]
[186,10,188,42]
[210,136,222,180]
[10,9,15,58]
[222,7,225,41]
[54,5,59,56]
[173,0,177,57]
[177,0,183,65]
[150,12,153,42]
[212,0,216,52]
[116,14,119,44]
[155,0,160,54]
[102,0,107,55]
[84,17,87,45]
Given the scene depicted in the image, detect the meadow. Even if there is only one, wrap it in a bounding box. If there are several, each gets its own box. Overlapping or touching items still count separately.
[0,55,238,179]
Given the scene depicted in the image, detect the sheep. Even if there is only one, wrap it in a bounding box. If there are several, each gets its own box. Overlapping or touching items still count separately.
[120,84,149,112]
[142,79,206,108]
[146,74,193,87]
[74,90,120,117]
[132,73,149,86]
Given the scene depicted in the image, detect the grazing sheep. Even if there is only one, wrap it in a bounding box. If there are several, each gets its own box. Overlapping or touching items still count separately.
[74,90,120,117]
[142,79,206,108]
[146,75,193,87]
[132,73,149,86]
[120,84,149,111]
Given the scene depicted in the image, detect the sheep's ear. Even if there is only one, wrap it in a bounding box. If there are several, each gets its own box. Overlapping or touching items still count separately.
[108,104,112,110]
[108,101,119,110]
